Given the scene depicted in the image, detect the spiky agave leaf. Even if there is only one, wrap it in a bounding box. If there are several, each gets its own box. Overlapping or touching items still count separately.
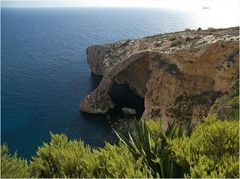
[114,119,186,178]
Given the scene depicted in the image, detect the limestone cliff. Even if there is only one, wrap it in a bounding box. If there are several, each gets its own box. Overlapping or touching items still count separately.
[80,27,239,125]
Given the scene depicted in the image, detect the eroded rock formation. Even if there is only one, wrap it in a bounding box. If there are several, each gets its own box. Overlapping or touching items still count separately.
[80,27,239,125]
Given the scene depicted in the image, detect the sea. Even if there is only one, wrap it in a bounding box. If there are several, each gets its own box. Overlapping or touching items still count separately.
[1,7,239,158]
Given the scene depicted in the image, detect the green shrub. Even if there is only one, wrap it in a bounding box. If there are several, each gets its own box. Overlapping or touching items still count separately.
[1,115,238,178]
[1,145,30,178]
[30,133,95,178]
[93,143,152,178]
[185,28,191,31]
[185,37,192,42]
[145,119,162,142]
[171,40,182,47]
[115,119,187,178]
[169,115,239,178]
[208,27,217,32]
[169,36,177,41]
[30,133,152,178]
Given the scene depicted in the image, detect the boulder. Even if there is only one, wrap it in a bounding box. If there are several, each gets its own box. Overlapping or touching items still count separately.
[121,107,137,116]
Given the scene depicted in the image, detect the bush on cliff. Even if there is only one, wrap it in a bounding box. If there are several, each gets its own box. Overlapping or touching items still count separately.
[169,115,239,178]
[30,133,152,178]
[92,143,151,178]
[170,40,182,47]
[1,145,31,178]
[1,115,238,178]
[115,119,190,178]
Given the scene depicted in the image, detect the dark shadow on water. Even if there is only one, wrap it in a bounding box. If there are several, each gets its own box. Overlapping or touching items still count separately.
[85,75,145,119]
[80,79,145,147]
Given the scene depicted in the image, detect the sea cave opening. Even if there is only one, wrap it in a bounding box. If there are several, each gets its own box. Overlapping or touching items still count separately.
[109,82,145,118]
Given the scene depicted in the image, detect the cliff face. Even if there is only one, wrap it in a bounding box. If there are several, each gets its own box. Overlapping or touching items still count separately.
[81,27,239,125]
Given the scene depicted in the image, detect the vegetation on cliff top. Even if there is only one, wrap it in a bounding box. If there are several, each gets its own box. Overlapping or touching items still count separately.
[1,113,239,178]
[170,115,239,178]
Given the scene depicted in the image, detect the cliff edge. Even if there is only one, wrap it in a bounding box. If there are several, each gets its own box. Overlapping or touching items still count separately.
[80,27,239,125]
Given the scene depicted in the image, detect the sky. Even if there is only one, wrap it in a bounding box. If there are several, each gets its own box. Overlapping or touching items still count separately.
[1,0,240,10]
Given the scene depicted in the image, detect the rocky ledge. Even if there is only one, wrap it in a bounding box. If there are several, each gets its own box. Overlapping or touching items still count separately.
[80,27,239,125]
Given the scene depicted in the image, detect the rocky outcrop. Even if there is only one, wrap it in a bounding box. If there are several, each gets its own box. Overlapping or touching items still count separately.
[80,27,239,125]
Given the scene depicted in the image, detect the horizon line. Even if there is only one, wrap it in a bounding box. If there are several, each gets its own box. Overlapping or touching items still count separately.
[2,0,239,9]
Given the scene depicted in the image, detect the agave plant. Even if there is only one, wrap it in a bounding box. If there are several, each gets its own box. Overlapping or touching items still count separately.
[114,120,159,175]
[114,119,193,178]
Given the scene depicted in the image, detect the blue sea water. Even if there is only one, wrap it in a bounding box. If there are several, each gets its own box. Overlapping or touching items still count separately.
[1,8,238,158]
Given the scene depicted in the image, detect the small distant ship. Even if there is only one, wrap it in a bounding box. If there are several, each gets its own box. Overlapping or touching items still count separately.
[202,6,210,10]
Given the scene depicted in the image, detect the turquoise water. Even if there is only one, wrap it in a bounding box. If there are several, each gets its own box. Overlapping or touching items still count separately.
[1,8,237,158]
